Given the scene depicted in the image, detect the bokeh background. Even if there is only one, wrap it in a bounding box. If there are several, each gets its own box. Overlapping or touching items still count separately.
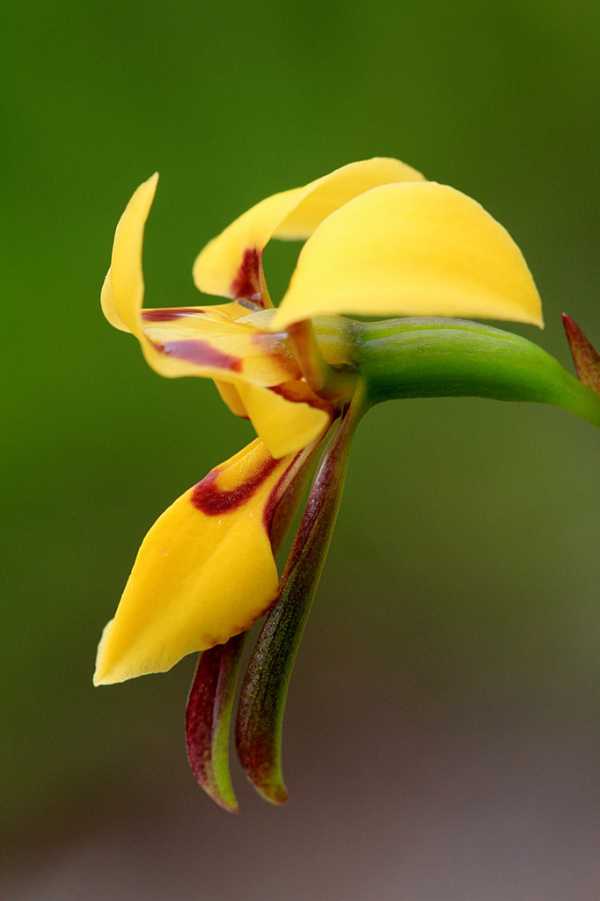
[4,1,600,898]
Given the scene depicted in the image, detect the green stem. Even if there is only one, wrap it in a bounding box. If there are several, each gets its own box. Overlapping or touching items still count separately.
[351,317,600,427]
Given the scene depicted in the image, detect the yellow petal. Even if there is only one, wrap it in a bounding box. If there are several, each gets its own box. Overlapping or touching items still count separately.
[193,157,424,300]
[101,181,316,450]
[141,307,299,385]
[272,182,543,331]
[102,178,300,386]
[236,381,331,458]
[94,440,298,685]
[101,269,130,333]
[214,380,247,417]
[102,173,158,335]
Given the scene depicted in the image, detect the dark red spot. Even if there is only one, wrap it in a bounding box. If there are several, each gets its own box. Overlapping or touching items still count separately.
[157,339,242,372]
[192,456,280,515]
[230,247,264,306]
[142,308,204,322]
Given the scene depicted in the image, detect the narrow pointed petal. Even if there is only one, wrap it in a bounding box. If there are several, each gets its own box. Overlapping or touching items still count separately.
[94,440,300,686]
[185,635,245,813]
[102,179,299,386]
[236,391,363,804]
[562,314,600,395]
[193,158,424,301]
[101,173,159,334]
[236,381,332,458]
[272,182,543,331]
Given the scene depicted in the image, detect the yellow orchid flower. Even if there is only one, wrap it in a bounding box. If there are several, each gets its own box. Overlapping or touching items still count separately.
[95,158,600,812]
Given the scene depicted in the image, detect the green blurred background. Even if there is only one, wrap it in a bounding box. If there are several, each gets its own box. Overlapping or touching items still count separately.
[4,1,600,898]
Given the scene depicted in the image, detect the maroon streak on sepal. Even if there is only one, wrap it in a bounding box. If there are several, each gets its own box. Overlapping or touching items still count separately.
[155,339,243,372]
[230,248,265,307]
[142,308,205,322]
[191,457,280,516]
[562,314,600,395]
[236,390,364,805]
[185,636,245,813]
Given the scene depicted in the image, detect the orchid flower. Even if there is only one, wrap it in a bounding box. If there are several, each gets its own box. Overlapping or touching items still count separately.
[94,158,600,812]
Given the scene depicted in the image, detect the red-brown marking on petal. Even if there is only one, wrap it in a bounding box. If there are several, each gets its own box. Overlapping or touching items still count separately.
[270,382,333,413]
[230,248,264,306]
[192,456,280,516]
[142,308,204,322]
[157,339,242,372]
[562,313,600,395]
[250,333,301,378]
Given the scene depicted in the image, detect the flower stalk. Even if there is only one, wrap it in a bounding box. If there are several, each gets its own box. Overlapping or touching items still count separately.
[350,317,600,427]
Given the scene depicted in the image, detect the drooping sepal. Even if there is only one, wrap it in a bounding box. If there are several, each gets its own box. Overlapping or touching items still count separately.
[562,314,600,395]
[185,636,245,813]
[236,390,364,804]
[183,439,320,810]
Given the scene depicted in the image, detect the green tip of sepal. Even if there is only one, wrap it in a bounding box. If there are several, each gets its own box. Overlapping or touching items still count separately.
[185,638,245,814]
[267,784,289,805]
[562,313,600,395]
[255,767,289,806]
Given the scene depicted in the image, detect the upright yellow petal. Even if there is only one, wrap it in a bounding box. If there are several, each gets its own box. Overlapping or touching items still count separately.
[272,182,543,331]
[101,173,158,335]
[193,158,424,300]
[94,440,298,685]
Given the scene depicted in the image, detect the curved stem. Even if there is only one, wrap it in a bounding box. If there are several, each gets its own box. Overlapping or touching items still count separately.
[354,317,600,428]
